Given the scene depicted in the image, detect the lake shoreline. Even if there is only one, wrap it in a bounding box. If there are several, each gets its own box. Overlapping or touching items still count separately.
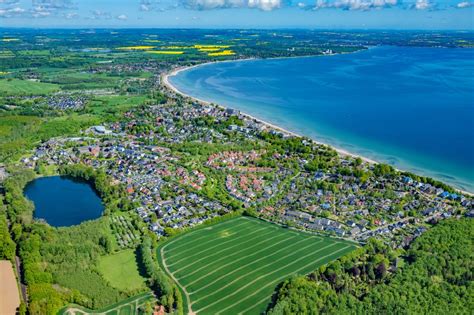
[161,56,473,197]
[25,175,104,227]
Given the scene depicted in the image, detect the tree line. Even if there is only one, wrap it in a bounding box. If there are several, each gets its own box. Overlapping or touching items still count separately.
[268,218,473,314]
[140,236,183,314]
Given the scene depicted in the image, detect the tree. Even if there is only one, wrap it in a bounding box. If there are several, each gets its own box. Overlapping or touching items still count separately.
[99,235,114,254]
[268,219,474,314]
[0,213,16,260]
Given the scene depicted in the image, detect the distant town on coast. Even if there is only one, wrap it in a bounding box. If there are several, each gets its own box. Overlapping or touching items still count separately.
[0,0,473,313]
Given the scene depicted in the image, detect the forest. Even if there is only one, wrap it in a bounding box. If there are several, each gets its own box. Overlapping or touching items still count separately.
[140,236,183,314]
[1,164,145,314]
[0,28,472,315]
[268,218,473,314]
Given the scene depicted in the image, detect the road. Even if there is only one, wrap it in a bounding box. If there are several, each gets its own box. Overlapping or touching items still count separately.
[15,256,28,304]
[356,212,442,240]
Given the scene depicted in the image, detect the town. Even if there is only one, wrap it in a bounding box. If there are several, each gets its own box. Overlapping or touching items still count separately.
[18,84,473,251]
[0,28,472,315]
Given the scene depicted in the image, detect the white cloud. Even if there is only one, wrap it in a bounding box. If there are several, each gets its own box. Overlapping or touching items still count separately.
[89,9,112,19]
[31,0,76,15]
[140,0,180,12]
[0,5,25,17]
[182,0,285,10]
[32,10,50,17]
[116,13,128,20]
[9,6,24,13]
[0,0,20,4]
[248,0,282,10]
[414,0,432,10]
[0,0,78,18]
[314,0,398,10]
[64,12,77,18]
[456,1,473,8]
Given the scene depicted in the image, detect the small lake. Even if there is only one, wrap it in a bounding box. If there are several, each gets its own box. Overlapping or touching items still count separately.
[24,176,104,227]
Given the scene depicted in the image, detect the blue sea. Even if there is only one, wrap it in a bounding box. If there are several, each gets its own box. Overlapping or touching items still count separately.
[170,46,474,192]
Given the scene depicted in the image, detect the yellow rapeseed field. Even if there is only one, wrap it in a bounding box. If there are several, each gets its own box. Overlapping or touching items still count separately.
[194,44,231,49]
[146,51,184,55]
[164,46,193,49]
[198,48,221,52]
[208,50,236,56]
[117,46,156,50]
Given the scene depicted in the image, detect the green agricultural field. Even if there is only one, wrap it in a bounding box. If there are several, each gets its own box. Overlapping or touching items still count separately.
[158,216,357,315]
[58,292,155,315]
[0,79,59,95]
[98,250,147,292]
[87,95,147,117]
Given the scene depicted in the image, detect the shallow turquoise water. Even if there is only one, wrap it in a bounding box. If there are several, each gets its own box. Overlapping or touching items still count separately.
[170,46,474,192]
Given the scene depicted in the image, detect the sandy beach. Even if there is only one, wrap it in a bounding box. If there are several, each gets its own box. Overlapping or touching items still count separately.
[161,60,473,197]
[162,60,378,166]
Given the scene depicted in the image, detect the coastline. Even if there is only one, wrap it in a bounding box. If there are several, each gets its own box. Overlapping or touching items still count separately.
[161,57,473,197]
[163,58,379,165]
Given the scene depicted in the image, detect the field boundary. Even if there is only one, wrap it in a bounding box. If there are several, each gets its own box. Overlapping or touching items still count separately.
[192,242,338,309]
[161,245,194,314]
[164,219,250,256]
[57,291,154,315]
[217,245,352,315]
[157,215,251,313]
[157,215,358,314]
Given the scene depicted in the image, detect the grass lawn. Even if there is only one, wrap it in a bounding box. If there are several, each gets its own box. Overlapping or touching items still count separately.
[58,292,155,315]
[0,78,59,95]
[98,250,147,292]
[158,216,357,315]
[87,95,147,117]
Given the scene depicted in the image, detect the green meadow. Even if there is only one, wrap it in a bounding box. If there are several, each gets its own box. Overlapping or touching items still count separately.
[0,78,59,95]
[98,249,147,292]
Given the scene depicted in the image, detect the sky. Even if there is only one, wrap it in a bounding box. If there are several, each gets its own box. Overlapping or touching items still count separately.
[0,0,473,29]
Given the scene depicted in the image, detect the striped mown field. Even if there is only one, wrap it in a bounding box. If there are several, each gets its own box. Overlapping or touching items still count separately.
[158,216,356,315]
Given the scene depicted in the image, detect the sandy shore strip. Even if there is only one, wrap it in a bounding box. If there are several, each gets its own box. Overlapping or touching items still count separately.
[161,60,473,196]
[162,61,378,166]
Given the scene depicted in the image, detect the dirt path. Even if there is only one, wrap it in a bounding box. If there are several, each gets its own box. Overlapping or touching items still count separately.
[160,244,195,315]
[15,256,28,303]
